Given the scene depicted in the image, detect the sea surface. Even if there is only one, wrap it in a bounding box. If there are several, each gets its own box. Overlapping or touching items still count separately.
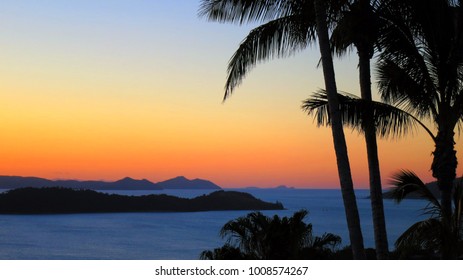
[0,188,429,259]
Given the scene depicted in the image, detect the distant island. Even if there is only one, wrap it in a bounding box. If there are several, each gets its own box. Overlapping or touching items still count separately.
[0,187,284,214]
[245,185,295,190]
[0,175,221,191]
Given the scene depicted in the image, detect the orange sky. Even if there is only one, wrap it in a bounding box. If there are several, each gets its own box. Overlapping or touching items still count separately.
[1,0,460,188]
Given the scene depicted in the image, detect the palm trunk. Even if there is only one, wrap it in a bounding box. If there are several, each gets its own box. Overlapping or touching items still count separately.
[432,130,456,219]
[313,0,366,260]
[358,48,389,259]
[431,129,457,259]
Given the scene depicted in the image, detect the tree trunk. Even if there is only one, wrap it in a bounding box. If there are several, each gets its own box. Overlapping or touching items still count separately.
[358,48,389,259]
[431,129,457,259]
[313,0,366,260]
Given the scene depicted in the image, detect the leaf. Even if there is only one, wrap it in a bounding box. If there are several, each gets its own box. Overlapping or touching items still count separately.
[301,91,433,139]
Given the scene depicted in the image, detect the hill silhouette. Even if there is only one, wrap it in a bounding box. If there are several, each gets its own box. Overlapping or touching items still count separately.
[0,175,221,190]
[0,187,284,214]
[157,176,220,189]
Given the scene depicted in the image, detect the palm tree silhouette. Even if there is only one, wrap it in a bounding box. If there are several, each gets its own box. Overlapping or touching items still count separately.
[200,210,341,259]
[199,0,366,259]
[313,0,366,259]
[377,0,463,224]
[303,0,463,258]
[330,0,390,258]
[389,170,463,259]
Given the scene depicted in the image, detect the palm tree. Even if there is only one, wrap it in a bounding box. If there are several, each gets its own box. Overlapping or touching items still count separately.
[389,170,463,259]
[200,210,342,259]
[377,0,463,223]
[303,0,463,258]
[313,0,366,259]
[199,0,366,259]
[330,0,390,258]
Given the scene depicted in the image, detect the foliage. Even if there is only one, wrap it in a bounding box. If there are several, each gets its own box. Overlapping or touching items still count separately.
[200,244,249,260]
[200,210,342,259]
[302,90,426,139]
[389,170,463,259]
[199,0,322,100]
[377,0,463,216]
[303,2,463,257]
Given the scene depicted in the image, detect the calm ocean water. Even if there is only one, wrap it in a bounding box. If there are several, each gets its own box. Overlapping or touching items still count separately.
[0,188,429,259]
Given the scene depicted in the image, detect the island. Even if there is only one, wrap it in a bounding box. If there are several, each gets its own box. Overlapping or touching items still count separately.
[0,175,221,191]
[0,187,284,214]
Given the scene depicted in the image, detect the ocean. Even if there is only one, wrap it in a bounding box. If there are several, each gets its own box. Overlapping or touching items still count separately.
[0,188,429,259]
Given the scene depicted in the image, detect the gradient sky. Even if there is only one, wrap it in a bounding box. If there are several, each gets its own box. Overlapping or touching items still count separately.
[1,0,460,188]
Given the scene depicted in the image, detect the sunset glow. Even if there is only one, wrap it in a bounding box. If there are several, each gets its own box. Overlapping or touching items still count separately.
[1,0,460,188]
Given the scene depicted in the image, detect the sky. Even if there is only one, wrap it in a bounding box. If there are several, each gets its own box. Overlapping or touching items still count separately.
[1,0,460,188]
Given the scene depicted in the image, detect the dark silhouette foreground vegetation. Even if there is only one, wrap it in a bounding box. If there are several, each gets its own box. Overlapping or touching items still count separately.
[200,0,463,260]
[0,187,283,214]
[201,210,346,260]
[200,209,459,260]
[389,171,463,259]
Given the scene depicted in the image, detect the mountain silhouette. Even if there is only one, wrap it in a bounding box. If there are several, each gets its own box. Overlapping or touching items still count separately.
[111,177,160,189]
[157,176,221,190]
[0,175,222,190]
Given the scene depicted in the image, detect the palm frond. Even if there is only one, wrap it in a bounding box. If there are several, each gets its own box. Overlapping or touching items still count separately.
[389,170,440,204]
[219,211,270,257]
[392,172,463,257]
[331,1,382,58]
[376,0,463,124]
[220,216,253,251]
[389,170,441,218]
[395,218,441,251]
[302,90,426,139]
[330,12,355,57]
[199,250,214,260]
[199,245,246,260]
[311,233,342,249]
[198,0,300,24]
[376,2,441,116]
[224,14,316,99]
[289,209,308,222]
[376,59,436,121]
